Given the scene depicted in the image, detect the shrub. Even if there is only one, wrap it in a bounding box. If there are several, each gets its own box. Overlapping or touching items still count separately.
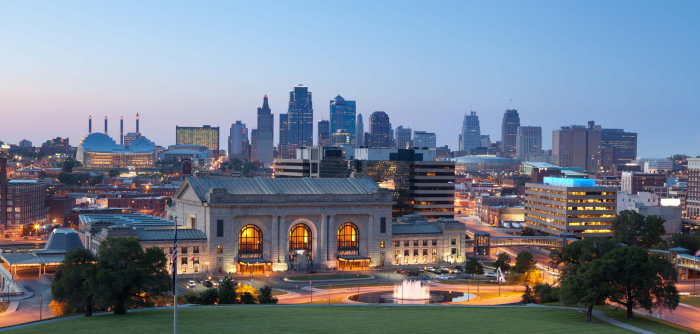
[240,292,256,304]
[198,288,219,305]
[258,286,278,304]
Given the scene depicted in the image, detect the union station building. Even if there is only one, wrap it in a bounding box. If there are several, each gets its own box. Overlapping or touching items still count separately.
[168,176,467,275]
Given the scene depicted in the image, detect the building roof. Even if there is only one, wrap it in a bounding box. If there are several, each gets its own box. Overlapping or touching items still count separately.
[137,229,206,241]
[450,156,519,163]
[392,224,443,235]
[44,228,84,252]
[79,213,175,228]
[185,176,380,200]
[79,132,154,153]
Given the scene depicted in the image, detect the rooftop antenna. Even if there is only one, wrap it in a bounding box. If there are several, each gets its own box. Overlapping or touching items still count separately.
[509,99,513,110]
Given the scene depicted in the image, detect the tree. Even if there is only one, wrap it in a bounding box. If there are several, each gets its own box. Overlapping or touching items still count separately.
[514,251,537,274]
[532,283,559,304]
[494,252,511,273]
[257,286,279,304]
[92,238,171,314]
[218,278,237,304]
[605,246,680,320]
[668,233,700,255]
[108,168,120,177]
[240,292,256,304]
[464,258,484,277]
[611,210,666,248]
[49,300,70,317]
[521,269,543,286]
[549,238,619,270]
[236,284,259,303]
[515,179,527,187]
[521,285,537,304]
[521,227,538,237]
[87,174,104,186]
[51,248,97,316]
[198,289,219,305]
[559,258,614,321]
[61,157,81,173]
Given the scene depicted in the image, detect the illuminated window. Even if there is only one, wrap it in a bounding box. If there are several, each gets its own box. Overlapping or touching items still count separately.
[337,223,359,252]
[239,225,262,255]
[289,224,312,250]
[380,241,385,248]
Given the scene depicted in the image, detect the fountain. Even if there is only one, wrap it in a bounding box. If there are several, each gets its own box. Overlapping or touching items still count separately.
[393,279,430,300]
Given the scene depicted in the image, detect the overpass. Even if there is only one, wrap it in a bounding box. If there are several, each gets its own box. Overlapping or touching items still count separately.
[466,232,577,256]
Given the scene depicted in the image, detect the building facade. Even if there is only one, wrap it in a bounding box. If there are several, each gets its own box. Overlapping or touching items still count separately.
[329,95,356,147]
[460,111,481,152]
[524,177,617,238]
[40,137,70,155]
[395,126,412,150]
[413,131,436,149]
[170,176,394,272]
[621,172,667,194]
[77,133,155,168]
[288,84,314,147]
[256,95,275,167]
[516,126,542,160]
[368,111,391,148]
[1,178,49,237]
[686,158,700,218]
[317,120,330,147]
[176,125,220,152]
[600,129,637,164]
[228,121,247,160]
[356,114,364,148]
[501,109,520,158]
[552,121,601,173]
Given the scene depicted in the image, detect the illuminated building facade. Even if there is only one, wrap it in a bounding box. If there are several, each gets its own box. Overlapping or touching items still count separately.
[77,133,155,168]
[0,178,49,237]
[288,84,313,147]
[687,158,700,219]
[329,94,356,146]
[524,177,617,238]
[176,125,220,151]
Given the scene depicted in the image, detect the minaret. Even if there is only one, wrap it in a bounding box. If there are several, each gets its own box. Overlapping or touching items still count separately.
[120,116,124,145]
[104,116,108,135]
[89,115,92,134]
[136,113,140,135]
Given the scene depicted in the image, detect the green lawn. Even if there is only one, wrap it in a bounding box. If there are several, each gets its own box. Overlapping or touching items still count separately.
[681,296,700,308]
[315,283,394,289]
[271,289,288,296]
[595,306,694,334]
[2,306,661,333]
[286,274,372,281]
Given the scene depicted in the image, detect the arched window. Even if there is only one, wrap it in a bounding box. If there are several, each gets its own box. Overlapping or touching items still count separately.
[239,225,262,256]
[289,224,312,251]
[338,223,359,252]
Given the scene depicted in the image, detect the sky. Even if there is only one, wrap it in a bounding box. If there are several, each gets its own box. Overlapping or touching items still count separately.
[1,0,698,157]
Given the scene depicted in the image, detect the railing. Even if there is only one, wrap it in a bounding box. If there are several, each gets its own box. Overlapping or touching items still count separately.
[489,236,573,248]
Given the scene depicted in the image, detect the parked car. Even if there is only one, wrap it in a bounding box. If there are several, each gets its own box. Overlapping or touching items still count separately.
[455,266,464,271]
[452,269,462,274]
[414,268,425,274]
[445,274,456,279]
[187,281,196,289]
[307,269,317,274]
[203,280,213,288]
[426,267,436,272]
[219,278,239,286]
[436,275,450,280]
[485,273,497,278]
[421,275,432,281]
[463,274,474,279]
[435,269,443,274]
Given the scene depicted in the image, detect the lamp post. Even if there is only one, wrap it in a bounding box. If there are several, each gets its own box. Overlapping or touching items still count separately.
[357,271,360,294]
[310,281,313,303]
[39,295,42,320]
[328,283,331,304]
[173,215,178,334]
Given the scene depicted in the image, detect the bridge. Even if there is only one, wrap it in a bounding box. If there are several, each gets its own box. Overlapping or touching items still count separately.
[466,231,577,256]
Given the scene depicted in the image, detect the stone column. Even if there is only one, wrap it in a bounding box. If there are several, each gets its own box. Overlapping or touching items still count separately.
[367,214,375,264]
[321,215,335,269]
[272,215,287,272]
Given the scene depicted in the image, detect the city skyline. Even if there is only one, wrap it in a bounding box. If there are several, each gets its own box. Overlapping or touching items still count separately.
[1,1,698,157]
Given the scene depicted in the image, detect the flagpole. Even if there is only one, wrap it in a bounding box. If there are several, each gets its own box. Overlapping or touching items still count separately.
[173,215,178,334]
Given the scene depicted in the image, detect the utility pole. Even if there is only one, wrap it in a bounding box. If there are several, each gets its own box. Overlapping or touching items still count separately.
[39,295,42,320]
[173,215,178,334]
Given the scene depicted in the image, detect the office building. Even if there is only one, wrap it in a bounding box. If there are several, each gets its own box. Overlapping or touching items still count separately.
[501,108,520,158]
[632,158,674,174]
[40,137,70,155]
[356,114,364,147]
[19,140,32,149]
[451,156,520,174]
[228,121,248,161]
[354,148,455,219]
[367,111,391,148]
[329,95,356,146]
[176,125,220,152]
[621,172,667,194]
[0,161,48,237]
[687,158,700,218]
[274,146,348,178]
[525,177,617,238]
[552,121,601,173]
[279,113,289,146]
[413,131,436,149]
[288,83,313,147]
[331,131,351,147]
[256,95,274,167]
[250,129,258,163]
[318,120,330,147]
[395,126,412,150]
[460,111,481,152]
[516,126,542,160]
[600,129,637,164]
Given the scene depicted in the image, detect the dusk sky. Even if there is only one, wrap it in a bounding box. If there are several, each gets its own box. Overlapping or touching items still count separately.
[1,1,698,157]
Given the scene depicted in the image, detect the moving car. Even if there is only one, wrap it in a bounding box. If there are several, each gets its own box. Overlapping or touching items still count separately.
[485,273,497,278]
[307,269,317,274]
[463,274,474,279]
[187,281,196,289]
[426,267,436,273]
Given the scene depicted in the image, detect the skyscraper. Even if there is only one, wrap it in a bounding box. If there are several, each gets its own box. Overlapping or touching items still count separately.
[279,113,288,146]
[256,95,274,166]
[395,126,412,149]
[516,126,542,160]
[552,121,601,173]
[600,129,637,164]
[228,121,247,159]
[250,129,258,163]
[329,95,356,146]
[355,114,364,147]
[318,119,330,147]
[176,125,219,151]
[288,83,313,147]
[460,111,481,152]
[368,111,391,148]
[413,131,436,149]
[501,108,520,158]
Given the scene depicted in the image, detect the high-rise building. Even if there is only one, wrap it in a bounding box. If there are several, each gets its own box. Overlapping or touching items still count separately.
[480,135,491,149]
[389,124,395,149]
[250,129,258,163]
[413,131,436,149]
[687,158,700,219]
[288,83,313,147]
[19,140,32,149]
[460,111,481,152]
[552,121,601,173]
[40,137,69,155]
[601,129,637,164]
[368,111,391,148]
[525,177,617,238]
[501,108,520,158]
[256,95,274,167]
[329,95,356,147]
[318,120,330,147]
[279,113,289,146]
[176,125,220,151]
[395,126,412,149]
[356,114,364,147]
[516,126,542,160]
[228,121,247,160]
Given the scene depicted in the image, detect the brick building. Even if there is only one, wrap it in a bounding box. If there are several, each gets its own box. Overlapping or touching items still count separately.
[106,197,167,217]
[687,158,700,219]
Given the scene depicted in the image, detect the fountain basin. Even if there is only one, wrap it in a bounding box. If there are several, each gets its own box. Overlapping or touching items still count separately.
[348,290,475,304]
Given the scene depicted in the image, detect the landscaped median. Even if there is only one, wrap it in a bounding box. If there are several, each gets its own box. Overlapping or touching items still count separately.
[284,274,373,282]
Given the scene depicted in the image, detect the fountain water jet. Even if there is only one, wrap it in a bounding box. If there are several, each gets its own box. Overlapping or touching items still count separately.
[393,279,430,300]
